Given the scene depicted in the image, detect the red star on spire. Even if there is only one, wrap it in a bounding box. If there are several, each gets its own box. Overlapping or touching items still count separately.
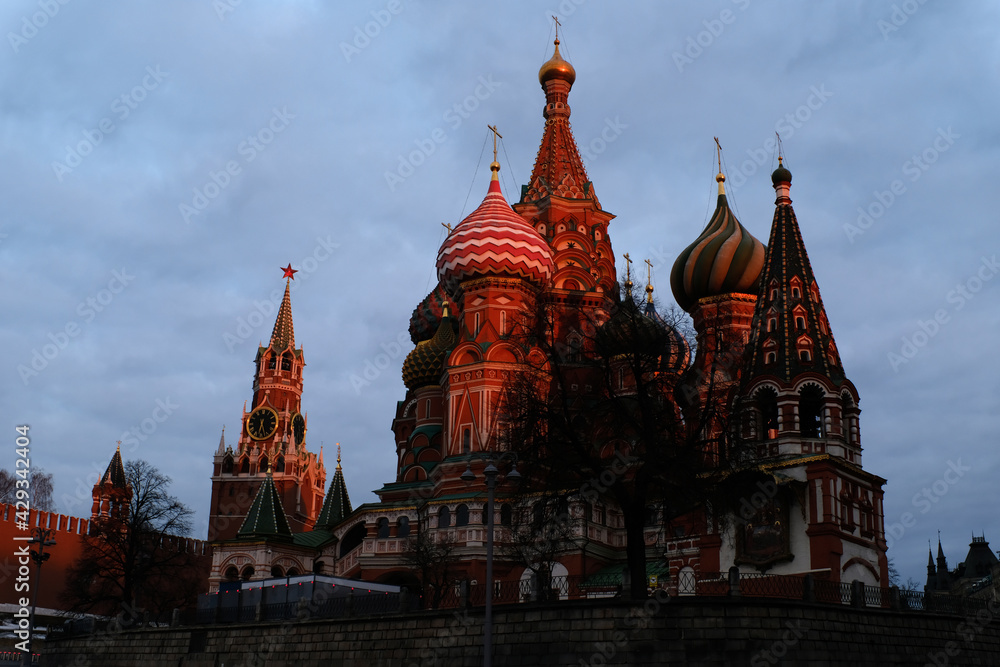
[281,264,298,280]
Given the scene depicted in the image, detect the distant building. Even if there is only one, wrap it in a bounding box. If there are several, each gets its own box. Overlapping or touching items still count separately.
[926,534,1000,599]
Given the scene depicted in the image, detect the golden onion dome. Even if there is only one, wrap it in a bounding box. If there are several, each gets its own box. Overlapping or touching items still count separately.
[401,306,457,390]
[538,39,576,86]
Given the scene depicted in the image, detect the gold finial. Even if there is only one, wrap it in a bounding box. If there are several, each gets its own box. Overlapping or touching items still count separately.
[644,258,654,303]
[487,124,502,178]
[776,132,784,164]
[622,252,633,289]
[116,440,121,451]
[442,222,452,234]
[336,442,342,469]
[267,464,273,476]
[714,137,726,195]
[552,15,561,41]
[442,300,451,318]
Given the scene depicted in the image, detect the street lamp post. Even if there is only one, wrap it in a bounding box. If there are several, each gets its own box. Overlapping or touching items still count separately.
[462,455,520,667]
[23,527,56,667]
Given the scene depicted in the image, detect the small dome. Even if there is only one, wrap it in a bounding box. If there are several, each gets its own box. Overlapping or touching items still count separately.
[539,39,576,86]
[670,176,766,313]
[402,308,458,390]
[597,294,668,359]
[409,283,450,344]
[771,157,792,185]
[436,165,554,294]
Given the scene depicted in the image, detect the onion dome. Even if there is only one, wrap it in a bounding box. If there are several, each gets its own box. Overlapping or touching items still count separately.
[436,162,554,294]
[771,156,792,185]
[538,38,576,86]
[597,293,669,359]
[643,299,692,375]
[670,172,766,313]
[402,304,458,390]
[409,282,451,344]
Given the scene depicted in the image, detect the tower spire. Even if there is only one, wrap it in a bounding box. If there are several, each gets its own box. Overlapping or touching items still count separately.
[270,266,296,352]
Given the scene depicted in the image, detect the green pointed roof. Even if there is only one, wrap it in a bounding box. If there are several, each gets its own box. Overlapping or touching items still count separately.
[101,445,128,488]
[315,453,352,530]
[237,470,292,540]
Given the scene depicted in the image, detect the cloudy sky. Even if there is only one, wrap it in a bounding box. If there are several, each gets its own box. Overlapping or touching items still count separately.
[3,1,997,585]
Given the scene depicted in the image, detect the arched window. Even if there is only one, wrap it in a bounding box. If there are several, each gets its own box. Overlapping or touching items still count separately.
[376,517,390,538]
[456,504,469,527]
[765,352,776,365]
[795,316,805,330]
[267,355,276,370]
[799,349,811,362]
[240,565,255,581]
[767,318,777,332]
[500,504,512,527]
[799,385,824,438]
[240,457,250,475]
[275,456,285,473]
[339,523,367,557]
[756,388,779,439]
[259,455,268,472]
[500,311,506,335]
[224,566,239,582]
[221,456,234,474]
[281,353,292,371]
[840,393,854,444]
[397,516,410,538]
[313,560,326,575]
[270,565,284,578]
[462,429,471,453]
[438,506,451,528]
[286,568,300,577]
[791,286,801,299]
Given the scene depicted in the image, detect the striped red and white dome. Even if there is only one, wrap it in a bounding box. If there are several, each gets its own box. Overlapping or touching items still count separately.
[436,167,554,292]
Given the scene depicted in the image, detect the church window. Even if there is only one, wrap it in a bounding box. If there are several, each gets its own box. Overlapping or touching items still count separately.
[799,350,811,362]
[281,353,292,371]
[222,456,234,474]
[799,385,824,438]
[313,561,326,575]
[792,286,801,299]
[397,516,410,538]
[239,457,250,475]
[275,456,285,473]
[270,565,284,577]
[376,517,390,538]
[795,316,805,330]
[500,503,512,527]
[438,506,451,528]
[501,311,506,335]
[240,565,255,581]
[425,399,430,418]
[259,455,268,472]
[224,566,239,582]
[769,288,778,301]
[286,568,300,577]
[462,428,471,453]
[475,313,480,333]
[340,523,367,556]
[767,318,777,332]
[765,352,776,365]
[268,356,276,370]
[456,504,469,527]
[756,388,779,439]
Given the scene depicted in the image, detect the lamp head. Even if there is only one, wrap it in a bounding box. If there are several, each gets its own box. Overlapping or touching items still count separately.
[460,463,476,484]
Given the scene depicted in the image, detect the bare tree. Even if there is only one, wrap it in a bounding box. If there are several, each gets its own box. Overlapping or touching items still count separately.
[403,527,458,609]
[0,468,54,512]
[500,283,753,599]
[62,459,203,619]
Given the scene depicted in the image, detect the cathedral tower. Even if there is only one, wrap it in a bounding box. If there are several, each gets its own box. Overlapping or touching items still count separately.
[207,267,326,542]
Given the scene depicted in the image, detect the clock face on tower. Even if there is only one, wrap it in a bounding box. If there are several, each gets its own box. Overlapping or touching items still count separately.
[292,413,306,444]
[247,407,278,440]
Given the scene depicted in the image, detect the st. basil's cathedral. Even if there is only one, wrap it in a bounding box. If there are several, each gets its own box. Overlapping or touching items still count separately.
[205,37,889,595]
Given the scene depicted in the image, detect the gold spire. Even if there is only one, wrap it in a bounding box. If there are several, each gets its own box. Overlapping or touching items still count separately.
[336,442,342,469]
[644,258,654,303]
[488,124,502,179]
[714,137,726,195]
